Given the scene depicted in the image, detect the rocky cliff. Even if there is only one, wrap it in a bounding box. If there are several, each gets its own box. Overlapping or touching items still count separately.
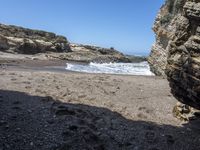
[0,23,71,54]
[0,23,138,63]
[149,0,200,109]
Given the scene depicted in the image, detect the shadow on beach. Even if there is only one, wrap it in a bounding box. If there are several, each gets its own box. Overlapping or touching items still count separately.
[0,90,200,150]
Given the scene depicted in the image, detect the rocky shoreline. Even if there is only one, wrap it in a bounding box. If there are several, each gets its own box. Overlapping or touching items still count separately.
[1,0,200,148]
[0,23,146,64]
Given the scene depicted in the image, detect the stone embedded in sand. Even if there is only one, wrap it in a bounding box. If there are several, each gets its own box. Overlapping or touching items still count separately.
[173,102,200,121]
[149,0,200,109]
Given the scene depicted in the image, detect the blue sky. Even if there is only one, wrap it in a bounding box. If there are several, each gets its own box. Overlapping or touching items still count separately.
[0,0,164,55]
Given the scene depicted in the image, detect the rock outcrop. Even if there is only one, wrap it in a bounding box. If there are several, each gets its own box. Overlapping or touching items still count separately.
[149,0,200,109]
[0,24,71,54]
[63,43,131,63]
[0,23,141,63]
[45,43,133,63]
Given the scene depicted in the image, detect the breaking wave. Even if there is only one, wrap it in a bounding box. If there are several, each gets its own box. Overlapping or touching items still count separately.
[65,62,154,76]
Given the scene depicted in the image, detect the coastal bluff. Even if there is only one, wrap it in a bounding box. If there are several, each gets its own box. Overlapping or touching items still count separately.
[148,0,200,109]
[0,23,138,63]
[0,23,71,54]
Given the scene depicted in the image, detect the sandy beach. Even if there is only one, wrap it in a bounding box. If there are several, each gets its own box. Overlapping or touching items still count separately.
[0,0,200,149]
[0,61,200,150]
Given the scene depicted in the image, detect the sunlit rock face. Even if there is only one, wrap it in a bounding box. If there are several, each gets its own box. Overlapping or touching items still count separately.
[149,0,200,109]
[0,24,133,63]
[0,23,71,54]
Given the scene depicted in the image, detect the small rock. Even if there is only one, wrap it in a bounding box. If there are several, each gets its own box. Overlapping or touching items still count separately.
[5,124,9,129]
[16,128,21,132]
[31,57,38,60]
[25,86,31,89]
[145,131,156,143]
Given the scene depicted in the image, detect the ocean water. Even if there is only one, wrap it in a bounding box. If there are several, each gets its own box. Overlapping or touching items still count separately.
[65,62,154,76]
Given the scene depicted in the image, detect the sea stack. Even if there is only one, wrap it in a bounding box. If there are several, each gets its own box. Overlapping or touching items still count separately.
[149,0,200,109]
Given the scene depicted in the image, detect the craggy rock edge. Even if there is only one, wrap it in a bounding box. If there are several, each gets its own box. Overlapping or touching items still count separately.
[149,0,200,109]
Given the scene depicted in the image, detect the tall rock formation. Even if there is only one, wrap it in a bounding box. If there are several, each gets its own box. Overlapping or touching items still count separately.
[0,24,71,54]
[149,0,200,109]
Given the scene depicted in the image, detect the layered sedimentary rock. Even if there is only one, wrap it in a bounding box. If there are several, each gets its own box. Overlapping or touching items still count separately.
[0,24,71,54]
[64,43,131,63]
[149,0,200,109]
[0,23,137,63]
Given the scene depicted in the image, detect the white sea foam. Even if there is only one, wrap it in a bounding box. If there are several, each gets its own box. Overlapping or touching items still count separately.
[65,62,154,76]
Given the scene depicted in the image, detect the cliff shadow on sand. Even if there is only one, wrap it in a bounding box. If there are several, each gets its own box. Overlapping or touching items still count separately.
[0,90,200,150]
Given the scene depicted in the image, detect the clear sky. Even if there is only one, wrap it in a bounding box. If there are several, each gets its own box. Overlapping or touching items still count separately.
[0,0,164,56]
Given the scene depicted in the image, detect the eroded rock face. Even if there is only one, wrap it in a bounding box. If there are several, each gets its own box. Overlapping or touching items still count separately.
[0,24,71,54]
[62,43,131,63]
[0,24,138,63]
[149,0,200,109]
